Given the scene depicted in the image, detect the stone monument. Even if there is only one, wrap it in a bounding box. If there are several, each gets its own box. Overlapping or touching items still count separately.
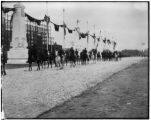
[7,3,28,64]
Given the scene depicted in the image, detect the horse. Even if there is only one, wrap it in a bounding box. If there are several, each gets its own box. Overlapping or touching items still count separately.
[97,52,101,61]
[55,55,61,70]
[36,53,41,71]
[91,53,97,64]
[28,56,33,71]
[69,48,76,67]
[55,50,65,70]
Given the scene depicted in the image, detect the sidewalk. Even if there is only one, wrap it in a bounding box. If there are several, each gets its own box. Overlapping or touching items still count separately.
[2,57,144,118]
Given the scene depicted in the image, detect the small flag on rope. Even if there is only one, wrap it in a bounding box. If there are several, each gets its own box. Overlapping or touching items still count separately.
[44,15,50,23]
[54,24,59,31]
[107,39,111,45]
[96,42,98,48]
[68,28,72,33]
[77,19,80,25]
[97,37,100,42]
[103,37,106,44]
[63,21,66,36]
[93,33,96,45]
[113,41,117,50]
[86,31,89,43]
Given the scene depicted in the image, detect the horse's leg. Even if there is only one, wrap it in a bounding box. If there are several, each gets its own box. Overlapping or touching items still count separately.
[40,61,42,69]
[28,63,30,71]
[47,60,49,68]
[50,60,52,68]
[37,62,38,70]
[39,62,41,70]
[54,59,57,67]
[44,61,46,69]
[37,62,39,70]
[1,65,3,76]
[3,63,6,75]
[29,63,31,71]
[31,63,32,71]
[66,59,67,66]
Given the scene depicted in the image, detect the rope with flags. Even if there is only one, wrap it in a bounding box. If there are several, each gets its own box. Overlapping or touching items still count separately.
[2,5,118,51]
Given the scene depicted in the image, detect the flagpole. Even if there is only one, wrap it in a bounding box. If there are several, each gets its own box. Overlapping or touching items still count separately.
[76,20,79,50]
[63,8,65,49]
[86,21,88,50]
[94,24,95,49]
[76,20,78,50]
[46,2,49,51]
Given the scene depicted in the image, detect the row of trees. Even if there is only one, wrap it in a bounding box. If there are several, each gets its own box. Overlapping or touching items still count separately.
[121,49,148,57]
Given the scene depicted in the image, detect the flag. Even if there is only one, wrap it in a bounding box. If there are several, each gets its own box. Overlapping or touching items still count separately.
[10,12,14,25]
[44,15,50,23]
[97,37,100,42]
[63,21,66,36]
[64,28,66,36]
[2,7,15,13]
[103,38,106,44]
[68,28,72,33]
[77,19,80,25]
[107,39,111,45]
[54,24,59,31]
[76,27,80,33]
[25,13,44,25]
[86,31,89,43]
[75,27,81,40]
[100,30,101,33]
[93,34,96,45]
[113,41,116,50]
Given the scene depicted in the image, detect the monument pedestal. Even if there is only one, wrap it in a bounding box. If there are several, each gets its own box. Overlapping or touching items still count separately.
[7,48,28,64]
[7,3,28,64]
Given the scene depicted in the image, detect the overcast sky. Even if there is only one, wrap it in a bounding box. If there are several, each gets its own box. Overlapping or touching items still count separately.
[2,2,148,51]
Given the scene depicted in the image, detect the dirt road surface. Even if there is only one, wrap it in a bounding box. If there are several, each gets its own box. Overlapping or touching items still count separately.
[38,59,148,118]
[2,57,146,118]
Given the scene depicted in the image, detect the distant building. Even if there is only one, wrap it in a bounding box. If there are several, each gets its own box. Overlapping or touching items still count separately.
[2,11,60,52]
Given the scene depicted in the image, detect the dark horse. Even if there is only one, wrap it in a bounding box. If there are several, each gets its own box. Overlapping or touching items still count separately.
[69,47,76,67]
[80,48,88,65]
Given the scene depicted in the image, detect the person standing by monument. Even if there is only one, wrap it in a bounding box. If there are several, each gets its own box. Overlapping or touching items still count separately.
[1,50,7,76]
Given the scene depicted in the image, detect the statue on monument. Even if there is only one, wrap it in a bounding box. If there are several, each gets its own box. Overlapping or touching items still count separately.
[11,2,27,49]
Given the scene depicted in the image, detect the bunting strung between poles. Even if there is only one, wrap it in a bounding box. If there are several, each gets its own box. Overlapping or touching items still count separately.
[22,10,119,48]
[2,7,15,13]
[25,13,44,25]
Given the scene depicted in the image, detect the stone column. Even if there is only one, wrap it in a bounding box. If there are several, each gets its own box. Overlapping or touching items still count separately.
[8,3,28,64]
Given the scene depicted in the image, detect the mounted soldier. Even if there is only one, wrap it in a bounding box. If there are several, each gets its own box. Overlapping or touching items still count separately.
[69,47,76,67]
